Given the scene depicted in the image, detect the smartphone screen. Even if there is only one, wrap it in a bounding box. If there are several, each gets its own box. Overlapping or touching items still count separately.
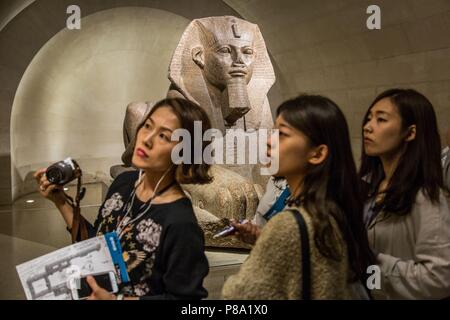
[77,273,115,299]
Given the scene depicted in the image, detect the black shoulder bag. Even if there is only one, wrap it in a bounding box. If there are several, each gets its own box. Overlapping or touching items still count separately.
[288,209,311,300]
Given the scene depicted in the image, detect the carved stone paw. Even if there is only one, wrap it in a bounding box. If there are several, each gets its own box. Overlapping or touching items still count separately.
[182,165,263,248]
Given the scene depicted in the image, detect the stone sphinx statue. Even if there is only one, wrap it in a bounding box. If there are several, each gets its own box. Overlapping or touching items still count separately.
[113,16,276,248]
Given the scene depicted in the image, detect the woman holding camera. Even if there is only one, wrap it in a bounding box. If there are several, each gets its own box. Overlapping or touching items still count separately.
[34,98,212,300]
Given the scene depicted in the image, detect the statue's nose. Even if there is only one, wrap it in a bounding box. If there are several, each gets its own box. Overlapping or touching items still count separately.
[232,51,245,66]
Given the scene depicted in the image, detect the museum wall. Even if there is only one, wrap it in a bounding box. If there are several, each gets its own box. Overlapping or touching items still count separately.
[0,0,242,204]
[225,0,450,161]
[10,7,190,200]
[1,0,450,204]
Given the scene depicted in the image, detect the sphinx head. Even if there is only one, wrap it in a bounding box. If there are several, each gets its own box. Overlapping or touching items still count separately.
[190,17,258,126]
[192,17,257,91]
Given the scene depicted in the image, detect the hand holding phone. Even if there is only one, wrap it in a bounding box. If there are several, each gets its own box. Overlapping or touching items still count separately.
[71,271,118,300]
[213,219,249,239]
[214,219,261,245]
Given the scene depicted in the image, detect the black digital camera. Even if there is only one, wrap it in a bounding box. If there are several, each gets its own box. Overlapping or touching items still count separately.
[46,158,82,186]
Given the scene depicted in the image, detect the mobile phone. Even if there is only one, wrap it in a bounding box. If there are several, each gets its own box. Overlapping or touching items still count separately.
[213,225,236,239]
[71,271,118,300]
[213,219,249,239]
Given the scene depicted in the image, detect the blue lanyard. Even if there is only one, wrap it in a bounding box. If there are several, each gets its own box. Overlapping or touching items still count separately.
[263,187,291,221]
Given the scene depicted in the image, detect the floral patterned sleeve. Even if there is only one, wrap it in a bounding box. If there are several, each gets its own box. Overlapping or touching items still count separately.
[69,173,132,241]
[70,171,209,299]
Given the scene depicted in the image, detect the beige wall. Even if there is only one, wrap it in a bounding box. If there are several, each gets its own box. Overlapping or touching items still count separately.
[0,0,241,204]
[2,0,450,203]
[0,0,35,31]
[225,0,450,161]
[10,7,190,199]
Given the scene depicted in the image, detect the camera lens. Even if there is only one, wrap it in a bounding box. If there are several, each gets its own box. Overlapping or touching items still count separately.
[46,166,64,185]
[45,158,80,186]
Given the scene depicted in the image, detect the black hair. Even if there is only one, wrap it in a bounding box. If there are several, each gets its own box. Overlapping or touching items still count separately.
[277,94,375,282]
[136,98,213,184]
[359,88,445,215]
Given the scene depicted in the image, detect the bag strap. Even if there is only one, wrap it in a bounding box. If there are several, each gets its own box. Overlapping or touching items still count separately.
[289,209,311,300]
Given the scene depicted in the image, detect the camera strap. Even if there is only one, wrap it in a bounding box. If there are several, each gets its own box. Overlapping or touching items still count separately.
[65,173,88,243]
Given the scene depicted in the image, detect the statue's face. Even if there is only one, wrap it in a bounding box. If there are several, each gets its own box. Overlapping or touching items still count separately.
[203,39,255,90]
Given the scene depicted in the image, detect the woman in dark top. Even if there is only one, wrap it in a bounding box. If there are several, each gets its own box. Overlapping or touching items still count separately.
[34,98,213,300]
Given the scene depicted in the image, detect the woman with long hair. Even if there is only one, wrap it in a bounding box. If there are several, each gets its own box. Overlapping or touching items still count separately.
[442,128,450,191]
[222,94,374,299]
[360,88,450,299]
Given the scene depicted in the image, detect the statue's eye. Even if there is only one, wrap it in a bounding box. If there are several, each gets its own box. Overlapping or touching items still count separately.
[243,49,254,55]
[218,47,231,54]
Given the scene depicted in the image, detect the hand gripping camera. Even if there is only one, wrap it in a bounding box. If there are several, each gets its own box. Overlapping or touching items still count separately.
[46,158,82,186]
[46,158,87,243]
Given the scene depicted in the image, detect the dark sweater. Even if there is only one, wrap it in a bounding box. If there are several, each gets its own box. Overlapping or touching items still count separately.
[80,171,209,299]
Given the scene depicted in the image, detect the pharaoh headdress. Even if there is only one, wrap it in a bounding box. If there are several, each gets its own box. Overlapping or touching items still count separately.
[168,16,276,132]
